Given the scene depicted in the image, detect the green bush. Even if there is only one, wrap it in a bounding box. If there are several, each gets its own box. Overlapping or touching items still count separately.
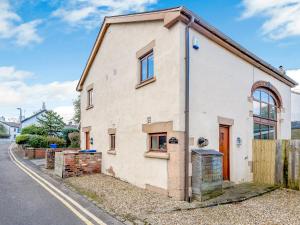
[16,134,31,145]
[0,133,10,139]
[21,124,46,136]
[47,136,66,148]
[61,128,79,146]
[28,135,48,148]
[68,132,80,148]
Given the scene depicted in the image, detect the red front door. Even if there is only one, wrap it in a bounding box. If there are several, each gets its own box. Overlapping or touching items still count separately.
[219,126,230,180]
[85,131,90,150]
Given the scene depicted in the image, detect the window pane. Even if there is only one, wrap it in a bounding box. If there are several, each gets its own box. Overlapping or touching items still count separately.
[151,136,158,150]
[270,105,276,120]
[261,102,268,118]
[159,135,167,150]
[254,123,260,139]
[261,125,269,139]
[253,101,260,116]
[269,96,276,106]
[147,54,154,79]
[261,91,269,103]
[269,126,275,139]
[253,90,260,101]
[141,58,147,81]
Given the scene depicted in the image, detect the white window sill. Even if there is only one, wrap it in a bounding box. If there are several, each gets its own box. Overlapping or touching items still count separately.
[144,151,169,160]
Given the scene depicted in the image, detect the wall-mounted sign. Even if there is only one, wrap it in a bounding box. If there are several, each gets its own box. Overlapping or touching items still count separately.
[236,137,242,147]
[169,137,178,144]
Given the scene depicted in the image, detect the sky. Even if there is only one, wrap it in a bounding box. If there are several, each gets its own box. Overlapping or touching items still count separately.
[0,0,299,122]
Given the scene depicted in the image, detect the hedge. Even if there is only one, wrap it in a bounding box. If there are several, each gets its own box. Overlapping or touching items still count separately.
[61,128,79,146]
[68,132,80,148]
[28,135,48,148]
[16,134,66,148]
[21,124,46,136]
[16,134,31,145]
[47,136,66,148]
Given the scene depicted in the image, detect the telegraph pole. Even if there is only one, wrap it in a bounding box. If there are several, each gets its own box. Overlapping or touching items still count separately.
[17,108,22,129]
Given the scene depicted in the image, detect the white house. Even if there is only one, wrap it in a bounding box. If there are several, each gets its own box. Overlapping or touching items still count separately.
[21,109,47,128]
[0,120,20,141]
[77,7,297,200]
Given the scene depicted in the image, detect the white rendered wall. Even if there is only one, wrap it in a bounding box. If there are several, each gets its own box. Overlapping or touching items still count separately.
[188,27,292,183]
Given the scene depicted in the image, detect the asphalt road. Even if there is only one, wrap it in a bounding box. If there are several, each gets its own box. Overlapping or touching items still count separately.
[0,143,86,225]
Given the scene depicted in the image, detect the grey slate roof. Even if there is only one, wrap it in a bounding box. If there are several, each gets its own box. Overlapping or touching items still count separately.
[21,109,47,123]
[0,121,20,128]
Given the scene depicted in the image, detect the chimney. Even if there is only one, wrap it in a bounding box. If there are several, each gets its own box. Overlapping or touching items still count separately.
[42,102,46,110]
[279,65,286,75]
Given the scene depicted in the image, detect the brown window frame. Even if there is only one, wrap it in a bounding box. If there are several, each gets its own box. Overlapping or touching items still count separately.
[140,51,154,83]
[149,133,167,152]
[110,134,115,150]
[87,89,93,108]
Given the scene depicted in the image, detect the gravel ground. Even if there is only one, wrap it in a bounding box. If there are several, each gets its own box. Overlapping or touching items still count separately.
[66,174,300,225]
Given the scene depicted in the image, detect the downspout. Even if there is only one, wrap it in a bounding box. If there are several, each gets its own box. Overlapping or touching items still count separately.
[184,15,194,202]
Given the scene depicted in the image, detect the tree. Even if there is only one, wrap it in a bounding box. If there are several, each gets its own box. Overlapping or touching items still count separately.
[21,124,46,136]
[72,95,80,124]
[37,110,65,136]
[0,124,9,138]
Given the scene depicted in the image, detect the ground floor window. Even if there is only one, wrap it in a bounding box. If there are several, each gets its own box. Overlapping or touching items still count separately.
[149,133,167,151]
[254,123,276,140]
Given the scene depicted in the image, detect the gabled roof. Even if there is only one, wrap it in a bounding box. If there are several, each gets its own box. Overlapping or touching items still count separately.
[76,6,297,91]
[0,121,20,128]
[21,109,47,123]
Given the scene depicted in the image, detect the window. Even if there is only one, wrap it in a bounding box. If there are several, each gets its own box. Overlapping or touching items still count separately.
[149,133,167,151]
[87,89,93,108]
[140,51,154,82]
[253,88,278,140]
[110,134,115,150]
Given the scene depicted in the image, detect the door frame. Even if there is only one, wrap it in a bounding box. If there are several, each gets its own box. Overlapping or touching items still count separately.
[219,124,230,181]
[85,131,90,150]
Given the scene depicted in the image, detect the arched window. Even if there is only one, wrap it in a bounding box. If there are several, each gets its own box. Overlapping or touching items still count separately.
[253,88,278,140]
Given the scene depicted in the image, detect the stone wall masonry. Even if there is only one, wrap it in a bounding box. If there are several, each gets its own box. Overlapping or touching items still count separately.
[55,152,102,178]
[45,148,80,169]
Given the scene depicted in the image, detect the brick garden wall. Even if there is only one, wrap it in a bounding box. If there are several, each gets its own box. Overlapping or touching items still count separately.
[55,152,101,178]
[45,148,80,169]
[25,148,46,159]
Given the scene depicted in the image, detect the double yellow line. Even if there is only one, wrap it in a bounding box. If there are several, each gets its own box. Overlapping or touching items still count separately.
[9,147,106,225]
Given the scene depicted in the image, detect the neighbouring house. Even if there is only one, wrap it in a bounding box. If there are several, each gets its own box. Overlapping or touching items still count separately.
[292,91,300,121]
[292,122,300,139]
[0,120,20,141]
[21,109,47,128]
[76,7,297,200]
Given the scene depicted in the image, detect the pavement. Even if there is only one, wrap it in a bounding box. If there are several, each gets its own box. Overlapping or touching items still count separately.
[0,143,123,225]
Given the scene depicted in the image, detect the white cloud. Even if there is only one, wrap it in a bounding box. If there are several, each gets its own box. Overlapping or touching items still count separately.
[0,0,42,46]
[0,66,33,81]
[287,69,300,92]
[54,106,74,123]
[52,0,157,29]
[0,66,78,122]
[240,0,300,39]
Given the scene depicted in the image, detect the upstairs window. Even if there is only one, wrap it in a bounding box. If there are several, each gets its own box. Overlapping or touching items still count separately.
[253,88,278,140]
[87,89,93,108]
[110,134,115,150]
[149,133,167,151]
[140,51,154,82]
